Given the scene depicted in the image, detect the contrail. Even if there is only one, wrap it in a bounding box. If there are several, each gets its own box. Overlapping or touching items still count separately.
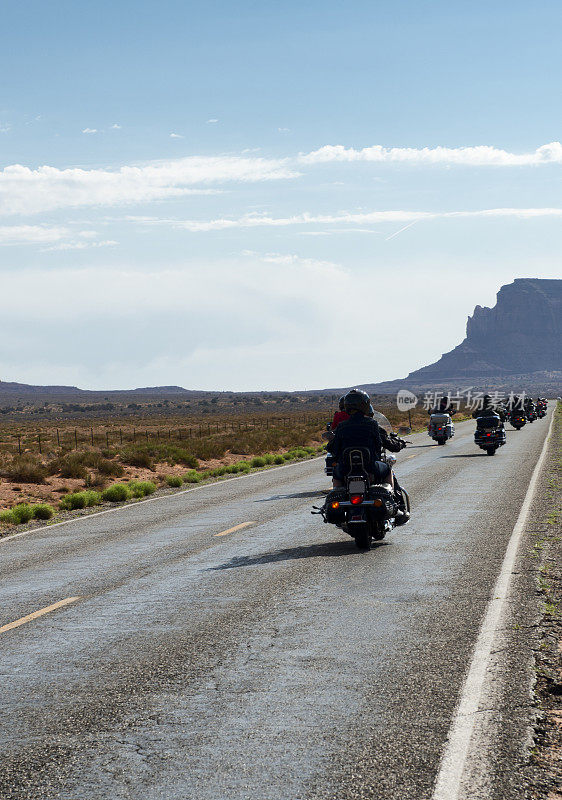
[385,220,418,241]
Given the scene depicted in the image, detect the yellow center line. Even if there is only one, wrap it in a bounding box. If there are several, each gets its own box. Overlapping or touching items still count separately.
[405,454,416,460]
[0,596,81,634]
[214,521,257,537]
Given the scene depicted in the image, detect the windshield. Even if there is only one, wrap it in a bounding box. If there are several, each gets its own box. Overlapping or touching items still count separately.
[372,411,393,434]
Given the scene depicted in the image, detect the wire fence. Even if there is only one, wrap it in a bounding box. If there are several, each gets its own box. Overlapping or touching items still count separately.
[0,414,327,456]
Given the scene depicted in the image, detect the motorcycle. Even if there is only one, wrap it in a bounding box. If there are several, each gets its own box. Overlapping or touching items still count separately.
[474,414,507,456]
[428,412,455,445]
[313,412,410,550]
[537,400,547,419]
[509,410,527,430]
[526,405,537,423]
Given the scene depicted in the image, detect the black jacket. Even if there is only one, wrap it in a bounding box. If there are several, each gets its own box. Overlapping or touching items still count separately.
[329,413,383,470]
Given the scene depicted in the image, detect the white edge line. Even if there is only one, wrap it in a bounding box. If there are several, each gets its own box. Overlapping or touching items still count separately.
[431,405,557,800]
[0,456,324,545]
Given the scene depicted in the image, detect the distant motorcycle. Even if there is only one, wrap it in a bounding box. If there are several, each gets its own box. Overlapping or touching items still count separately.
[428,412,454,445]
[474,414,506,456]
[509,410,527,430]
[314,413,410,550]
[536,400,547,419]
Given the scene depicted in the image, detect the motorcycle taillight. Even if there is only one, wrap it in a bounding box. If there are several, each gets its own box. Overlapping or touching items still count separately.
[350,494,363,505]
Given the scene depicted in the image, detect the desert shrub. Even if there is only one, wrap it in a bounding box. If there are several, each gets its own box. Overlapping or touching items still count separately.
[100,448,117,458]
[120,447,155,470]
[273,454,285,464]
[282,452,295,461]
[97,458,124,477]
[81,490,102,507]
[166,475,183,488]
[235,460,251,472]
[56,454,87,479]
[60,492,86,510]
[250,456,266,468]
[12,504,33,524]
[85,472,108,489]
[183,470,201,483]
[0,510,16,525]
[128,480,156,497]
[120,443,198,470]
[101,483,130,502]
[60,490,101,510]
[263,454,275,464]
[2,455,48,484]
[32,504,54,520]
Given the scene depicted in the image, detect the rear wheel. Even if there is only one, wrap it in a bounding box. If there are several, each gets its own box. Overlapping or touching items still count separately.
[354,531,372,550]
[486,448,496,456]
[437,438,446,445]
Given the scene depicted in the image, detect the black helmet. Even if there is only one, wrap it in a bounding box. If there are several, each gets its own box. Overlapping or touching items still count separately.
[368,403,375,417]
[343,389,371,415]
[338,395,346,411]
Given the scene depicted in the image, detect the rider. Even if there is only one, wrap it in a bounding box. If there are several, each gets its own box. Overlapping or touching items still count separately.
[329,389,409,521]
[472,394,506,423]
[428,396,457,415]
[331,395,350,430]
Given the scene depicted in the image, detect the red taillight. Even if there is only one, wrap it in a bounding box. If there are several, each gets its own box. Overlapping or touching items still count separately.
[487,433,491,436]
[438,427,442,430]
[350,494,363,505]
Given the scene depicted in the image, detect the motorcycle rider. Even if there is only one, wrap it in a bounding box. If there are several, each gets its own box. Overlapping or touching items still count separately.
[330,389,409,522]
[331,395,350,430]
[472,394,506,424]
[428,396,457,416]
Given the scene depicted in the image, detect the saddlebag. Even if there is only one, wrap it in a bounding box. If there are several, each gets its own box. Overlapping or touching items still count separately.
[323,489,347,523]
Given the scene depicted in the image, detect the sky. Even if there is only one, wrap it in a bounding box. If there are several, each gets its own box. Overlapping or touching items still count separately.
[1,0,561,391]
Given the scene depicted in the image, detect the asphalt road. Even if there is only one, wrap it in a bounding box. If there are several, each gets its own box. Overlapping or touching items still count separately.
[0,411,553,800]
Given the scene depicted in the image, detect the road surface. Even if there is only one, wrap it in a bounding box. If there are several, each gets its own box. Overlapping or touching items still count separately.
[0,411,553,800]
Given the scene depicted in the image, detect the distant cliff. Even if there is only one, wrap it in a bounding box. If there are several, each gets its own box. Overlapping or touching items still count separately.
[404,278,561,382]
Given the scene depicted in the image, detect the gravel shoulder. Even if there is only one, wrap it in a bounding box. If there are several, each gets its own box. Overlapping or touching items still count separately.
[523,403,562,799]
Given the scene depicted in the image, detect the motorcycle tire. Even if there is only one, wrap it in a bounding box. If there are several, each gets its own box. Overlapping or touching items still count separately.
[354,532,372,550]
[486,448,497,456]
[437,438,446,445]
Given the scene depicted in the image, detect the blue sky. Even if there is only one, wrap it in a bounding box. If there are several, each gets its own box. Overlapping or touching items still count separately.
[1,0,561,390]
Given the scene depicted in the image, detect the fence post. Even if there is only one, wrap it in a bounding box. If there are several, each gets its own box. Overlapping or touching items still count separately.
[74,429,78,449]
[17,434,21,455]
[91,427,94,446]
[120,429,123,445]
[38,433,42,454]
[106,431,109,448]
[146,430,149,442]
[133,428,136,442]
[56,429,60,447]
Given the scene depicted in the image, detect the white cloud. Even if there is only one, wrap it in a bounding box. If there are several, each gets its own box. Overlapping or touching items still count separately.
[0,123,11,134]
[0,156,298,215]
[0,225,75,245]
[157,206,562,232]
[111,124,122,129]
[206,119,219,124]
[169,132,183,139]
[278,127,291,133]
[42,239,118,252]
[82,128,98,134]
[300,141,562,166]
[0,225,112,249]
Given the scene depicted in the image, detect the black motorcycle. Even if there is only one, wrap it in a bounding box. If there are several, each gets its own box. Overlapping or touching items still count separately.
[474,414,507,455]
[509,410,527,430]
[314,414,410,550]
